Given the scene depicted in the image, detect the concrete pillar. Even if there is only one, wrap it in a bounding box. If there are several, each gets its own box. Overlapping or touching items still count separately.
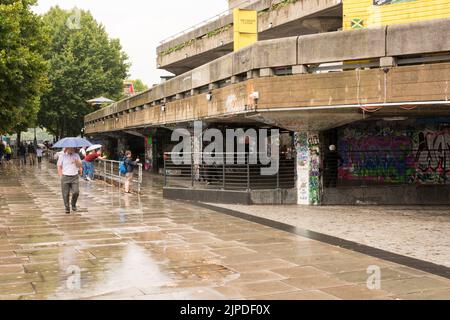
[231,75,239,84]
[247,70,259,79]
[144,133,154,172]
[192,121,204,181]
[117,135,128,155]
[294,132,321,205]
[260,68,274,77]
[292,65,309,74]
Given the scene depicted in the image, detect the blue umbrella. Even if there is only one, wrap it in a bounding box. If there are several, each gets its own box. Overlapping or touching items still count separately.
[52,137,92,149]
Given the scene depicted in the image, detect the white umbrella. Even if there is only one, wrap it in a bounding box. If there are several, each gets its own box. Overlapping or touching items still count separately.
[86,144,102,152]
[87,97,115,105]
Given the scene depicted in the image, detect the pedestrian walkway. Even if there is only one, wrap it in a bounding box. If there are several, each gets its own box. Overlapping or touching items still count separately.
[1,163,450,300]
[208,203,450,268]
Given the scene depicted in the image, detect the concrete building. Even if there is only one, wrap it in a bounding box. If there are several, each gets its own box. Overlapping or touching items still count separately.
[85,0,450,206]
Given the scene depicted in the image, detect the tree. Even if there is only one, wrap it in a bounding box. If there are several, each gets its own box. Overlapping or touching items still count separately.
[38,7,129,138]
[0,0,48,135]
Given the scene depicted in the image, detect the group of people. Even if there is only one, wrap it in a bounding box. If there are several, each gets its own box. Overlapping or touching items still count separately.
[18,142,44,166]
[57,147,139,214]
[0,141,44,166]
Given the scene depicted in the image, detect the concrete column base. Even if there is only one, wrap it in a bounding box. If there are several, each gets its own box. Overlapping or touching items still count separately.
[380,56,398,68]
[292,65,309,74]
[260,68,274,77]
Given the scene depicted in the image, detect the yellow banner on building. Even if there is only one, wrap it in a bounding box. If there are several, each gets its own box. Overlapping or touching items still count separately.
[344,0,450,30]
[233,8,258,51]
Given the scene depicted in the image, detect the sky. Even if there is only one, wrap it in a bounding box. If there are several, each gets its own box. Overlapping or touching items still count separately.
[32,0,228,87]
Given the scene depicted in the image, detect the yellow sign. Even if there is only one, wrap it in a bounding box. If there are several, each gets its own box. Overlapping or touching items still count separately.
[344,0,450,30]
[233,9,258,51]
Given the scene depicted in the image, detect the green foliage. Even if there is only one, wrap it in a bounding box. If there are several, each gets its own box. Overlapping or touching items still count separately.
[129,79,148,93]
[160,24,232,57]
[160,0,301,57]
[0,0,49,134]
[259,0,299,16]
[38,6,130,138]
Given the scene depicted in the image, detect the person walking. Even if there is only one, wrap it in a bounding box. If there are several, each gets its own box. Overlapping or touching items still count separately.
[19,143,27,166]
[27,142,36,166]
[0,141,5,165]
[124,150,139,193]
[36,145,44,165]
[5,144,12,164]
[57,148,82,214]
[323,145,343,188]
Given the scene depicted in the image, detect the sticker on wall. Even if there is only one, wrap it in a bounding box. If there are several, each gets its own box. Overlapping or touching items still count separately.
[350,18,364,29]
[373,0,416,5]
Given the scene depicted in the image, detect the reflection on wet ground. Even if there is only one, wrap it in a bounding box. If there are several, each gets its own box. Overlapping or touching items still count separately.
[1,163,450,300]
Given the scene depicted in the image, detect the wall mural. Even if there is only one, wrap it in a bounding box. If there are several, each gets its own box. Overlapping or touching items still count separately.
[338,120,450,185]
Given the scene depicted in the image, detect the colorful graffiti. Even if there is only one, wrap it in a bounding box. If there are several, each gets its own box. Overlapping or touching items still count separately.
[338,121,450,185]
[145,136,153,171]
[295,132,321,205]
[308,134,321,205]
[295,132,309,204]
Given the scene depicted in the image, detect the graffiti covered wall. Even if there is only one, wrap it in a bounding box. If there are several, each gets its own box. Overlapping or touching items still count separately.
[338,119,450,185]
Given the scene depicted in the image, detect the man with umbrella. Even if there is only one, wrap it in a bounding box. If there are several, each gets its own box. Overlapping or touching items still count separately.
[54,137,92,214]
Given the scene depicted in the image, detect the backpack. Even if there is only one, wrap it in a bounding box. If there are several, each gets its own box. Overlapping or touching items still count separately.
[119,161,127,174]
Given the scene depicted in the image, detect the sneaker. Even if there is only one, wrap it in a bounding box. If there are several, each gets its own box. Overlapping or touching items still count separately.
[86,177,91,181]
[72,206,77,212]
[65,208,70,214]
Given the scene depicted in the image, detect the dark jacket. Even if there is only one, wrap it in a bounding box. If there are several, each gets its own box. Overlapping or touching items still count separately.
[27,144,36,154]
[323,151,343,173]
[125,158,138,173]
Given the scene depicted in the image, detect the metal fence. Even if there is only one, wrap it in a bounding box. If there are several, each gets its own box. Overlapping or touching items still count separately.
[336,149,450,186]
[48,152,143,193]
[93,159,143,193]
[164,152,295,191]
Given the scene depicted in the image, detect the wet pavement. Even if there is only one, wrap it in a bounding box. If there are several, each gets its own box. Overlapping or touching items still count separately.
[209,204,450,268]
[1,162,450,300]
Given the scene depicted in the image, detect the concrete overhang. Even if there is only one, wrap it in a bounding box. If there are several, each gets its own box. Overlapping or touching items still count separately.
[157,0,342,75]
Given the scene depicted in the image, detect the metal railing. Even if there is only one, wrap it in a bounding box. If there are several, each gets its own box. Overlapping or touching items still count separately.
[93,159,143,193]
[164,152,295,191]
[48,152,143,193]
[335,149,450,187]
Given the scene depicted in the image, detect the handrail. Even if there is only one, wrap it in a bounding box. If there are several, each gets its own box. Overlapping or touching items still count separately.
[94,158,143,193]
[164,152,295,191]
